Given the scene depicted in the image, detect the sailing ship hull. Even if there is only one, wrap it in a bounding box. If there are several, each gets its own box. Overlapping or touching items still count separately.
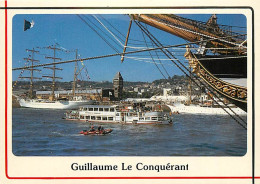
[19,99,94,109]
[195,55,247,78]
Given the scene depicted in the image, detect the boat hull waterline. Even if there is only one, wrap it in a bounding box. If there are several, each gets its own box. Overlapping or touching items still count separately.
[67,119,172,125]
[19,99,94,109]
[79,129,113,135]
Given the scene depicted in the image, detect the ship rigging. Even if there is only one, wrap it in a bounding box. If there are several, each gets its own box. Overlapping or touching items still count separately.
[13,14,248,129]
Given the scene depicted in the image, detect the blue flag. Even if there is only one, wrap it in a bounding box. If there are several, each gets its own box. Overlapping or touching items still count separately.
[24,19,34,31]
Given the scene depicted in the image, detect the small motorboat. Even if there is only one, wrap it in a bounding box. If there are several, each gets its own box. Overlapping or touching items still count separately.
[79,129,113,135]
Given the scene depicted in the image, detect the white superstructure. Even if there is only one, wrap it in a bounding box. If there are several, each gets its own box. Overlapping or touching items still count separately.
[66,105,172,125]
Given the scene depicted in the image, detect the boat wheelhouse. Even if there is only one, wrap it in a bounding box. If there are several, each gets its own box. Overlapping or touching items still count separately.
[65,105,172,125]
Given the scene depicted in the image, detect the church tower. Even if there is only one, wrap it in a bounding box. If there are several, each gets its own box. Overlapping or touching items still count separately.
[113,72,123,100]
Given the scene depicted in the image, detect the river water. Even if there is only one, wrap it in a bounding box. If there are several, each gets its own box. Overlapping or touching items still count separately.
[12,108,247,156]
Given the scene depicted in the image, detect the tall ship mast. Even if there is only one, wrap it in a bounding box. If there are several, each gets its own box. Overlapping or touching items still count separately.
[18,46,94,109]
[42,44,63,101]
[18,48,42,98]
[72,49,78,98]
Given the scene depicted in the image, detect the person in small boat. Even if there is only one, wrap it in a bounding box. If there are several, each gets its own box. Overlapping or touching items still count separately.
[97,125,104,132]
[89,125,95,132]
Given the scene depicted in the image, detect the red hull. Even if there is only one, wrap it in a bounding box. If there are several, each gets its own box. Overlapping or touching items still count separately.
[79,129,113,135]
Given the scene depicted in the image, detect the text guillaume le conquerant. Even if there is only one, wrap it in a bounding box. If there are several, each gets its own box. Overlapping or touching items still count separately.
[71,163,189,172]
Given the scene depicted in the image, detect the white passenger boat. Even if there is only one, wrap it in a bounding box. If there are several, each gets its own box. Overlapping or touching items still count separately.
[19,98,94,110]
[65,105,173,125]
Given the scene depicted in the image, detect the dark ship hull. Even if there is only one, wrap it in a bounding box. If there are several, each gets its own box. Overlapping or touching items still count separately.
[195,54,247,78]
[194,54,247,112]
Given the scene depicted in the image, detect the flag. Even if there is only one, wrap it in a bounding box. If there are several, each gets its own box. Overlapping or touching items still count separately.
[24,19,34,31]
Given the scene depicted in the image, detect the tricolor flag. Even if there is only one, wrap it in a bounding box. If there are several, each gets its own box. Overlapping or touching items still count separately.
[24,19,34,31]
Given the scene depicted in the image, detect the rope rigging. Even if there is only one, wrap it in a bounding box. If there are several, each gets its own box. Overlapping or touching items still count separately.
[77,14,247,55]
[92,15,125,48]
[88,15,124,50]
[167,14,246,34]
[123,55,247,62]
[12,59,31,88]
[143,24,171,78]
[124,56,175,66]
[162,14,246,42]
[98,15,126,41]
[134,21,247,130]
[141,27,168,79]
[92,13,248,53]
[13,33,249,71]
[131,14,247,56]
[98,14,160,47]
[90,15,177,50]
[76,14,121,53]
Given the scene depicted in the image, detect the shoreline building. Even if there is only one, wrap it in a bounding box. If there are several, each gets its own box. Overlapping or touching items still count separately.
[113,72,123,101]
[36,88,114,102]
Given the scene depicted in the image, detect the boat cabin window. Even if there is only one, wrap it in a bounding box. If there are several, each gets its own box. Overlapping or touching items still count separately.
[94,108,98,111]
[80,115,84,119]
[86,116,90,120]
[110,108,115,112]
[97,116,101,120]
[99,108,103,111]
[158,117,163,121]
[89,108,93,111]
[139,117,144,120]
[91,116,96,120]
[151,117,157,121]
[102,117,107,120]
[145,117,150,120]
[116,113,120,116]
[104,108,109,112]
[108,117,113,121]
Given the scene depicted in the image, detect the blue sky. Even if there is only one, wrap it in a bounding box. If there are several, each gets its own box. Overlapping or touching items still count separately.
[12,14,246,82]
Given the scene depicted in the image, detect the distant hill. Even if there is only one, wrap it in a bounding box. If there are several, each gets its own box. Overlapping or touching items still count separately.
[13,80,149,90]
[152,75,187,85]
[12,75,186,91]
